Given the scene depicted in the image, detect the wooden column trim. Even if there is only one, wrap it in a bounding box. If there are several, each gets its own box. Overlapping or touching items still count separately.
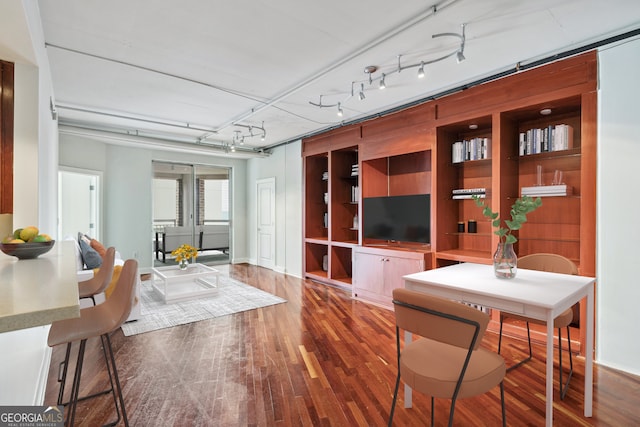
[0,60,14,214]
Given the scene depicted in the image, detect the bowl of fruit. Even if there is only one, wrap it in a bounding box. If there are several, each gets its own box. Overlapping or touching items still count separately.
[0,226,55,259]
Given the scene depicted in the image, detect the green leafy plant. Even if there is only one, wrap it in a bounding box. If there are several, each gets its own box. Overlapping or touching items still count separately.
[472,195,542,244]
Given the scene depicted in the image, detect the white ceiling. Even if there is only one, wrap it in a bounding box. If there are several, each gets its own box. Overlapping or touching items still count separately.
[24,1,640,154]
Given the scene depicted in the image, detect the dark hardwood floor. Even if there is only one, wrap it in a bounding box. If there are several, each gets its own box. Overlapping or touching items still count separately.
[45,264,640,426]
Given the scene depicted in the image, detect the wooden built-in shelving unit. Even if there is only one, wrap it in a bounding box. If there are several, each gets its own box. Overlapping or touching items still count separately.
[302,51,597,351]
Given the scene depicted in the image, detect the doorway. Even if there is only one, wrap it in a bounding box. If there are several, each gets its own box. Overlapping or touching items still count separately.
[58,167,101,241]
[152,161,231,267]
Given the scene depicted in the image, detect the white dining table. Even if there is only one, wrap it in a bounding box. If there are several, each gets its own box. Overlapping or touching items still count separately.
[402,262,595,427]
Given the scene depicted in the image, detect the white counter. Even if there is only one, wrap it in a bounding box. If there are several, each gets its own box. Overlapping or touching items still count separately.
[0,240,80,333]
[0,240,80,405]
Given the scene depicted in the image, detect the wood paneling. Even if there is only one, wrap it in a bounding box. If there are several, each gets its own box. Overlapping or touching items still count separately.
[44,264,640,426]
[0,60,14,213]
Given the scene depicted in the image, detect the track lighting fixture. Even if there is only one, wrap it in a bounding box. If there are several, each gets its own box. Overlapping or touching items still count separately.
[309,23,467,113]
[233,121,266,143]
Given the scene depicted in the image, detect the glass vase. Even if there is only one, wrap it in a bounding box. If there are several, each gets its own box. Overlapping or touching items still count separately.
[179,258,189,270]
[493,242,517,279]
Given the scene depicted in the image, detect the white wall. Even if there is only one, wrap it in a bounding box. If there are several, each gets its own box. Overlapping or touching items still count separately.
[596,37,640,376]
[247,140,302,277]
[0,0,60,406]
[58,134,249,271]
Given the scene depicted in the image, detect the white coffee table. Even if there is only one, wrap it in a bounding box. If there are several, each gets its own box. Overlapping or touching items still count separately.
[151,263,220,303]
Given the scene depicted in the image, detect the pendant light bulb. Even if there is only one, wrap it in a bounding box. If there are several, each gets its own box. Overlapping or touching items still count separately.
[418,62,425,78]
[379,73,386,90]
[337,102,343,117]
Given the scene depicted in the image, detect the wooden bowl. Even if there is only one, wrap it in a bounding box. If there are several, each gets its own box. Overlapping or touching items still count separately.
[0,240,55,259]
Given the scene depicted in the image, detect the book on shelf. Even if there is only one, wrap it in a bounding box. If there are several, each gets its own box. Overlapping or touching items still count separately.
[322,171,328,180]
[452,193,486,200]
[519,124,574,156]
[350,185,359,203]
[452,138,491,163]
[452,187,486,199]
[521,184,573,197]
[351,164,359,176]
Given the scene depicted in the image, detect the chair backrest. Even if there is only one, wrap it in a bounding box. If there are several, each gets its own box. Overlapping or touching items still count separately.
[162,226,195,252]
[101,259,138,333]
[518,253,578,275]
[79,246,116,297]
[93,246,116,289]
[198,224,229,249]
[392,288,490,350]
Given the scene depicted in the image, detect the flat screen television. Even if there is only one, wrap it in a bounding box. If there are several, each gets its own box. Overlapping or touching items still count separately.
[362,194,431,244]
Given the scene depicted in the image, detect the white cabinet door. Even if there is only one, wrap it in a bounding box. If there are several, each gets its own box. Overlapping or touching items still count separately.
[353,247,425,307]
[353,251,385,301]
[383,256,424,301]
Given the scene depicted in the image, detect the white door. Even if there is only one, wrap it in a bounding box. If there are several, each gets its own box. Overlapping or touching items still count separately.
[257,178,275,269]
[58,168,101,240]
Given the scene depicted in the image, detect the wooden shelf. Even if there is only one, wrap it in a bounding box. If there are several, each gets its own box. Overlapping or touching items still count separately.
[436,249,492,264]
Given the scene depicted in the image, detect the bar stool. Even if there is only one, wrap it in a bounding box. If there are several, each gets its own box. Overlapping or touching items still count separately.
[79,246,116,304]
[57,246,117,406]
[48,259,138,426]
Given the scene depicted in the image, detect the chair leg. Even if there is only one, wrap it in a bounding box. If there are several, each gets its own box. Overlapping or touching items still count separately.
[447,396,458,427]
[103,333,129,427]
[57,342,72,406]
[99,335,123,427]
[66,339,87,427]
[500,381,506,427]
[499,320,533,372]
[387,372,401,427]
[559,326,574,400]
[431,396,435,427]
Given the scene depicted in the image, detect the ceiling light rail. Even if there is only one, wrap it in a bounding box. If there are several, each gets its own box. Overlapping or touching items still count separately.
[310,23,466,113]
[233,121,267,143]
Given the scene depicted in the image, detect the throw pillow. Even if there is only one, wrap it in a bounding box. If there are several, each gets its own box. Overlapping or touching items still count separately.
[89,238,107,258]
[79,238,102,269]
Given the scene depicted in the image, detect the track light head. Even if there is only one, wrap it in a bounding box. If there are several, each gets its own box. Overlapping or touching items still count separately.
[359,83,366,100]
[379,73,386,90]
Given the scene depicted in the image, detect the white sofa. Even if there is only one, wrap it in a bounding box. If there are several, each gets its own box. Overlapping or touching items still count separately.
[155,224,229,262]
[198,224,230,253]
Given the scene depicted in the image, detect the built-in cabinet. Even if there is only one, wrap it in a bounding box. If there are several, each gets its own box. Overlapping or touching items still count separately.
[303,128,360,287]
[353,246,430,308]
[302,52,597,353]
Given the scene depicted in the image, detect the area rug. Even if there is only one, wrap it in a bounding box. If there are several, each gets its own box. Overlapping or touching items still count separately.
[121,276,286,336]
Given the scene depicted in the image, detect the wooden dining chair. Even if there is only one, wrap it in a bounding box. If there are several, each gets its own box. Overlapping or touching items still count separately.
[389,288,506,427]
[498,253,579,399]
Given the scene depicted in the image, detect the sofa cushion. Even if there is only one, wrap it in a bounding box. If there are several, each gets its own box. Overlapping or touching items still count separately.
[78,235,102,269]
